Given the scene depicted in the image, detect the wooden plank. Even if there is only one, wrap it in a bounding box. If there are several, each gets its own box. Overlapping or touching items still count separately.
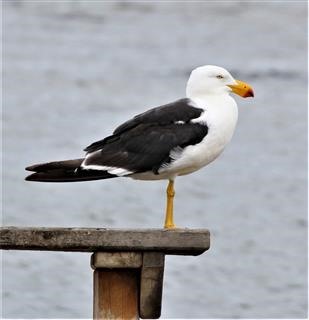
[0,227,210,255]
[140,252,165,319]
[93,269,138,320]
[91,252,142,269]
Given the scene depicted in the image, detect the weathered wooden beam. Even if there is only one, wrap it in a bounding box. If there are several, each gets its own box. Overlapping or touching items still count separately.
[91,252,143,269]
[0,227,210,255]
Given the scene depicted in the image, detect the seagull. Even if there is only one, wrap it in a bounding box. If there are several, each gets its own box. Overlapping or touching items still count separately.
[25,65,254,229]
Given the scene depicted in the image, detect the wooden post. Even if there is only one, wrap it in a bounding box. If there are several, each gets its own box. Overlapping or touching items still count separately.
[93,270,139,320]
[1,227,210,319]
[91,253,142,319]
[91,251,165,319]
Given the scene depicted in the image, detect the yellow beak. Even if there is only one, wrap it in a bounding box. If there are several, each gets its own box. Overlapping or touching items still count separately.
[228,80,254,98]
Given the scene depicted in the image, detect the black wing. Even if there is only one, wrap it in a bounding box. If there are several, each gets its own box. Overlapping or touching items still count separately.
[113,98,203,135]
[84,98,203,153]
[83,98,208,174]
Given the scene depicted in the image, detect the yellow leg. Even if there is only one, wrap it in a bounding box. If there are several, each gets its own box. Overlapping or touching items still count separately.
[164,180,176,229]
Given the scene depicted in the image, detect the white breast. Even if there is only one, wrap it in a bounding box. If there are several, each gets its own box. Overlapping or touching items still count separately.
[160,95,238,177]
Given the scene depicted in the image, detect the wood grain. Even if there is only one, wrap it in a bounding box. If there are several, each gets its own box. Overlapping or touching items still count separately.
[93,269,139,320]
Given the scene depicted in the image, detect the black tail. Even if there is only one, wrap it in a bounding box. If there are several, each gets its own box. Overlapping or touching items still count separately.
[25,158,116,182]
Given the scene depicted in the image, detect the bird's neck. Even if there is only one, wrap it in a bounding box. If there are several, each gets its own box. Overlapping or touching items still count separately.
[188,92,238,136]
[187,92,236,111]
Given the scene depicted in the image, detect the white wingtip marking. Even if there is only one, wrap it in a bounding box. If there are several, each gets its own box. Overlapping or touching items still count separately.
[81,164,133,177]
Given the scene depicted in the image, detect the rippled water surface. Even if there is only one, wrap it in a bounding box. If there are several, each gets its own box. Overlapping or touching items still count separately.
[2,2,308,319]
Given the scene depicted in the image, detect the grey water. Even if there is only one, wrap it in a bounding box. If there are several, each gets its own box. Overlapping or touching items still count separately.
[2,1,308,319]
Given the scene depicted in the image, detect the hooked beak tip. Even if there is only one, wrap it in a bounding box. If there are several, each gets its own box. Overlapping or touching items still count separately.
[246,88,254,98]
[228,80,254,98]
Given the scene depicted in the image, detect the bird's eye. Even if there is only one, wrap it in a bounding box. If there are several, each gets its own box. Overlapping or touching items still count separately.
[216,75,224,79]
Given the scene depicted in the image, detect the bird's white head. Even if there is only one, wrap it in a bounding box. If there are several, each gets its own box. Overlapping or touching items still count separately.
[186,65,254,100]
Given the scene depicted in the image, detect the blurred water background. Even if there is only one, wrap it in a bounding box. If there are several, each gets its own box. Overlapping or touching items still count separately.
[2,1,308,319]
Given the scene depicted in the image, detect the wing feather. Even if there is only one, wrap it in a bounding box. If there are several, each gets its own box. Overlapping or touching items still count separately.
[84,98,203,153]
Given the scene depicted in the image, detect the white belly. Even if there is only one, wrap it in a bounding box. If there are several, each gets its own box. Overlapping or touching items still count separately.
[132,117,237,181]
[164,120,237,176]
